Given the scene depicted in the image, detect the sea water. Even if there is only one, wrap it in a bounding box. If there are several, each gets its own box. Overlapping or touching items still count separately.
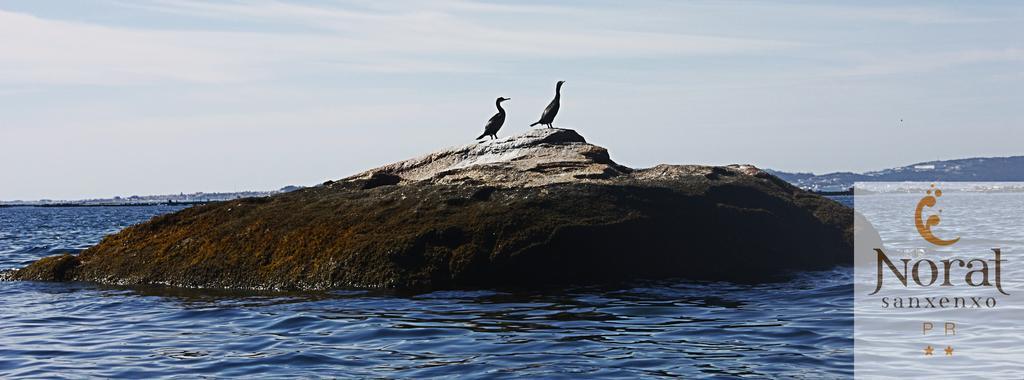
[0,200,853,378]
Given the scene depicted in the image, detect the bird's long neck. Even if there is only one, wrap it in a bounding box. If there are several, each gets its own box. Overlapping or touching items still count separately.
[554,85,562,99]
[495,100,505,114]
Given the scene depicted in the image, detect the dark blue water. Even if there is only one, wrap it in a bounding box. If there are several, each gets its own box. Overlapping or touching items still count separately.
[0,202,853,378]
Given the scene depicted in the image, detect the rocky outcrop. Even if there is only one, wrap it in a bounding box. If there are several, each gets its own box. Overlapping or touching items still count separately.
[13,129,853,290]
[344,129,628,187]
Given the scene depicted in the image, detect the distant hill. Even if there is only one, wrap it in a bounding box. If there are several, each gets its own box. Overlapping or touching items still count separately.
[767,156,1024,191]
[1,185,306,206]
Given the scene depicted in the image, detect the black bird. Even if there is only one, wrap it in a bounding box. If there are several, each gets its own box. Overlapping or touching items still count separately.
[530,80,565,128]
[477,97,510,140]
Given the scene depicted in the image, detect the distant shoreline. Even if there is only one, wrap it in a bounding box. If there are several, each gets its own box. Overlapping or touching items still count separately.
[0,192,856,208]
[0,201,212,208]
[810,189,853,196]
[0,186,304,208]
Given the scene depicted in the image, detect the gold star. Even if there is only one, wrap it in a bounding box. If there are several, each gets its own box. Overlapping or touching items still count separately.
[924,345,934,356]
[945,346,953,356]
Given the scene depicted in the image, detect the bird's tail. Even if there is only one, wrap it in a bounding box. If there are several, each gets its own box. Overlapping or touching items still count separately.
[530,121,540,127]
[476,132,487,140]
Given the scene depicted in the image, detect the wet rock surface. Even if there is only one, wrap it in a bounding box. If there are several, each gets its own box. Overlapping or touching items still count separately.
[14,129,852,290]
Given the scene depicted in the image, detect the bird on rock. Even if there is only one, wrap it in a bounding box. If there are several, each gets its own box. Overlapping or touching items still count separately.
[530,80,564,128]
[477,97,510,140]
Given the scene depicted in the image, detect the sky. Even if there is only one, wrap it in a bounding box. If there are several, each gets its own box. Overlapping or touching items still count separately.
[1,0,1022,200]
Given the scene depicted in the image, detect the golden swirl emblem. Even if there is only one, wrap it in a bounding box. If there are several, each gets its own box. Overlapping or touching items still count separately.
[914,184,960,246]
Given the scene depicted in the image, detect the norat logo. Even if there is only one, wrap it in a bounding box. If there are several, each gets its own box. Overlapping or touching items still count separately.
[914,184,960,246]
[869,184,1008,301]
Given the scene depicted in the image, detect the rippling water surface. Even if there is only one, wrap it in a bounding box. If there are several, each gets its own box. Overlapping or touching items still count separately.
[0,203,853,378]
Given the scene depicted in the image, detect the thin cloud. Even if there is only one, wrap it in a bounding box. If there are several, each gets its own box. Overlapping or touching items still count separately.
[0,1,799,86]
[0,10,256,85]
[820,5,1004,25]
[830,48,1024,78]
[126,0,799,57]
